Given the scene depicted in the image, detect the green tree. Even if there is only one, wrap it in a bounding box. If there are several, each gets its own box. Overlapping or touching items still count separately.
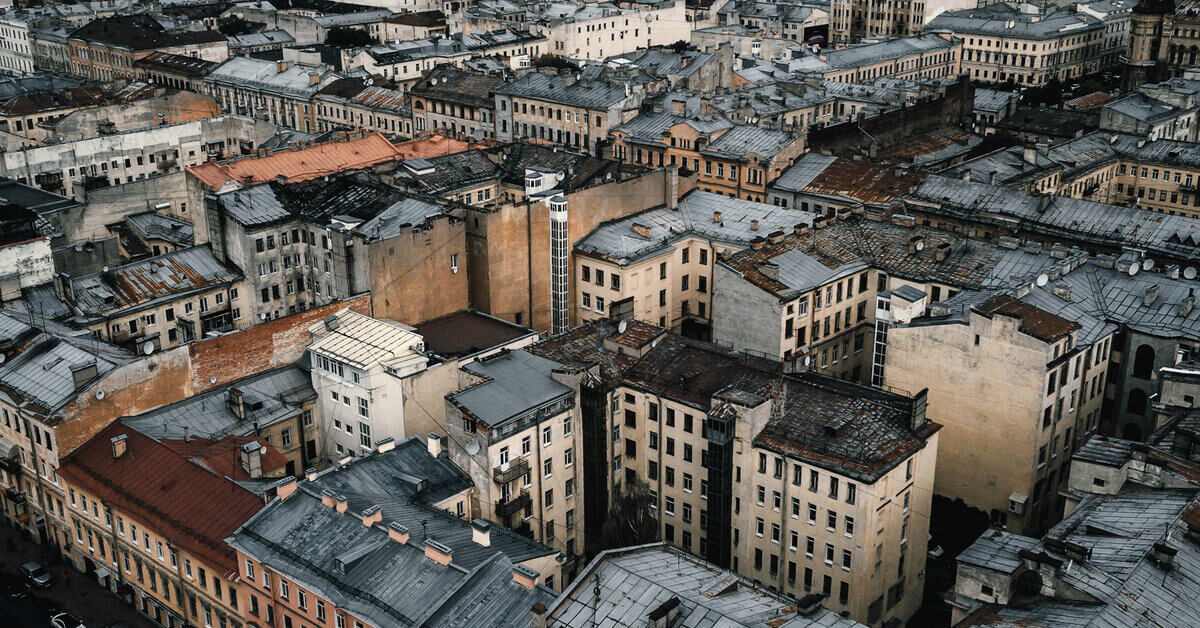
[531,54,579,72]
[597,477,659,551]
[326,27,374,47]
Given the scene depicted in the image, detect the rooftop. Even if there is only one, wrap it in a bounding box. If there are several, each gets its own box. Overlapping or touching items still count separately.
[448,349,574,436]
[820,33,959,70]
[926,4,1103,40]
[496,72,635,110]
[57,422,264,577]
[187,133,403,190]
[206,57,328,98]
[771,152,928,207]
[69,14,226,50]
[413,309,537,361]
[135,51,218,77]
[68,245,240,321]
[407,64,507,108]
[309,310,425,372]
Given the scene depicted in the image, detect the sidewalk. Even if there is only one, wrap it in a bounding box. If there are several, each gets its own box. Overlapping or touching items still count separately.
[0,524,155,627]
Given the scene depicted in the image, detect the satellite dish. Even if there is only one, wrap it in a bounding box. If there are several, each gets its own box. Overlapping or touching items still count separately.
[209,376,217,384]
[259,446,267,455]
[430,78,437,85]
[465,441,480,455]
[1186,266,1198,280]
[142,341,155,355]
[803,355,811,366]
[1128,264,1139,277]
[618,320,628,333]
[1036,274,1048,287]
[1143,259,1154,271]
[0,353,6,365]
[95,389,105,400]
[915,241,924,251]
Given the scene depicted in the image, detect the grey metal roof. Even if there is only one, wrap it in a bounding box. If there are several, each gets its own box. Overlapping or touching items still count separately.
[701,125,795,159]
[821,33,959,70]
[449,349,573,431]
[309,311,422,370]
[124,211,195,247]
[207,56,326,98]
[957,529,1042,574]
[1103,93,1189,125]
[610,110,734,143]
[228,491,556,628]
[1073,435,1135,468]
[771,152,838,192]
[927,4,1103,40]
[575,190,813,266]
[548,543,866,627]
[496,73,633,110]
[974,87,1017,114]
[122,365,312,440]
[0,330,128,419]
[303,436,555,569]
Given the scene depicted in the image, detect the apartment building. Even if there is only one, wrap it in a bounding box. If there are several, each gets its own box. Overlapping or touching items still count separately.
[58,422,265,628]
[67,15,228,81]
[525,320,939,626]
[444,349,586,576]
[56,245,246,351]
[308,310,457,464]
[884,267,1119,535]
[926,4,1104,86]
[228,442,558,628]
[539,1,689,60]
[830,0,975,43]
[313,76,409,138]
[610,115,805,200]
[408,64,507,138]
[135,51,218,92]
[717,0,830,42]
[1124,0,1200,88]
[121,365,320,478]
[768,152,929,215]
[573,191,808,338]
[204,58,332,133]
[807,33,963,84]
[494,70,645,155]
[343,29,544,90]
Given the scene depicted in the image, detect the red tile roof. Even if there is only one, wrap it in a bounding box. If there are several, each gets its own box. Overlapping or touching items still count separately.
[161,435,289,480]
[58,423,265,576]
[187,133,404,190]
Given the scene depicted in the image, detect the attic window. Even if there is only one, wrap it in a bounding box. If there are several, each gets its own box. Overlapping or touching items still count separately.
[1092,477,1105,487]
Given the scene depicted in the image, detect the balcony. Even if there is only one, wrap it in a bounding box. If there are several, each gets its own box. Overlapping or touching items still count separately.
[495,490,530,518]
[493,457,529,485]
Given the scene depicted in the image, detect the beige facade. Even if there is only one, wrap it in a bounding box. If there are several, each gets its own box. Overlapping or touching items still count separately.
[884,296,1111,535]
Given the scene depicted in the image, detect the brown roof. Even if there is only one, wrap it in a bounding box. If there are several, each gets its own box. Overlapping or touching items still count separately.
[58,422,265,576]
[1065,91,1115,112]
[135,51,218,77]
[187,133,403,190]
[803,157,928,206]
[385,10,446,27]
[161,435,289,480]
[973,293,1079,342]
[413,309,535,359]
[873,125,974,164]
[392,133,486,160]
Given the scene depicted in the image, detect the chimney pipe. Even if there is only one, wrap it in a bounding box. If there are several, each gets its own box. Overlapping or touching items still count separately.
[472,519,491,546]
[335,494,348,513]
[513,564,539,589]
[428,432,443,457]
[361,505,382,527]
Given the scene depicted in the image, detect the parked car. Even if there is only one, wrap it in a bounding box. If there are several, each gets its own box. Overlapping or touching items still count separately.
[19,562,51,588]
[51,612,85,628]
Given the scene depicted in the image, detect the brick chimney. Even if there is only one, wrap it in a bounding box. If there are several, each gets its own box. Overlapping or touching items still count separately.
[335,494,348,513]
[388,522,410,544]
[425,539,453,565]
[321,489,337,508]
[513,564,539,589]
[531,603,548,628]
[361,505,382,527]
[275,477,298,501]
[306,467,319,481]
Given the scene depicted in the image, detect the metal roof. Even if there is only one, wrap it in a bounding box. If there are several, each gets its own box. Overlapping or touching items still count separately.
[309,310,424,370]
[449,349,573,432]
[69,245,239,320]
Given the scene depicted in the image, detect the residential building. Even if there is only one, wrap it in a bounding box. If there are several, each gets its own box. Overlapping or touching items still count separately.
[948,428,1200,626]
[55,245,246,351]
[67,15,228,81]
[0,203,53,294]
[413,308,540,366]
[830,0,975,43]
[121,362,319,477]
[805,33,963,84]
[135,51,218,92]
[547,543,867,627]
[378,11,449,42]
[494,70,645,155]
[525,320,940,625]
[343,29,545,90]
[1101,75,1200,141]
[227,442,558,628]
[218,0,392,47]
[204,57,334,133]
[57,422,266,628]
[408,64,507,139]
[313,76,409,138]
[573,191,809,337]
[1079,0,1137,71]
[767,152,929,215]
[1124,0,1200,88]
[308,310,457,463]
[926,4,1105,86]
[717,0,830,43]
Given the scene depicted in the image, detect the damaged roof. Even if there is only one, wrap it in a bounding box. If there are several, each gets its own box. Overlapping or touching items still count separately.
[69,245,241,321]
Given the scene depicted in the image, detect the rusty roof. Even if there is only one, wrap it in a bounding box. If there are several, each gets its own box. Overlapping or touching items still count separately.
[57,422,265,577]
[973,293,1080,342]
[187,133,403,190]
[161,435,289,480]
[70,245,241,320]
[872,125,975,164]
[393,133,485,160]
[135,51,218,77]
[1064,90,1115,112]
[780,154,929,206]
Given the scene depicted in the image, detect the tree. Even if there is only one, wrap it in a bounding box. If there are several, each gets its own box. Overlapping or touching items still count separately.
[597,477,659,551]
[531,54,579,72]
[326,27,374,47]
[669,40,697,54]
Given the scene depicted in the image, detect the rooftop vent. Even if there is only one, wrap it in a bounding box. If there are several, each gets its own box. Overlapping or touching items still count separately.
[111,433,128,459]
[647,596,681,628]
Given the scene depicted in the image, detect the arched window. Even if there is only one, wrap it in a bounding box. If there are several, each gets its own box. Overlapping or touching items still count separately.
[1127,388,1148,415]
[1133,344,1155,378]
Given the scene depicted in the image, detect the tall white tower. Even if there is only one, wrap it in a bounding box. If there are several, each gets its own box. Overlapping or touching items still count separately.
[549,194,569,335]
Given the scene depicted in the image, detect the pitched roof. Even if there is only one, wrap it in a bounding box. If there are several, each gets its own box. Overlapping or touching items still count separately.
[161,435,290,480]
[973,293,1080,342]
[69,245,240,320]
[187,133,403,190]
[58,422,264,575]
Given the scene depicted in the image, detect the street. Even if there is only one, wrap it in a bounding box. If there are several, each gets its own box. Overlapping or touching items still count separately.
[0,524,154,628]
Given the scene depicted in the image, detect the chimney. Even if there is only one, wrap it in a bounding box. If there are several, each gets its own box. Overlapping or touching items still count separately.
[750,236,766,250]
[909,388,928,431]
[427,432,443,457]
[239,440,262,478]
[1166,264,1181,279]
[321,489,337,508]
[908,235,923,254]
[793,223,809,236]
[361,505,382,527]
[111,433,128,459]
[990,170,998,185]
[1144,285,1160,306]
[531,603,548,628]
[513,564,539,589]
[1023,146,1037,165]
[388,522,410,544]
[767,229,784,244]
[713,210,722,223]
[472,519,491,546]
[376,437,396,454]
[275,477,298,501]
[961,170,971,182]
[309,72,320,86]
[240,174,253,186]
[1150,542,1178,571]
[70,361,98,391]
[228,388,246,420]
[750,219,759,231]
[935,242,951,262]
[647,597,682,628]
[631,222,651,238]
[1037,143,1049,156]
[425,539,453,565]
[1182,289,1195,317]
[335,494,348,513]
[305,467,318,481]
[276,60,289,73]
[757,261,779,281]
[1054,283,1072,301]
[671,99,685,115]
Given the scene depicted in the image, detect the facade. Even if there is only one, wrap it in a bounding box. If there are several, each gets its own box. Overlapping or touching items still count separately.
[408,64,507,139]
[525,320,940,626]
[57,422,266,628]
[67,15,228,82]
[204,57,331,133]
[494,70,645,155]
[927,4,1105,86]
[313,77,409,138]
[830,0,975,43]
[1125,0,1200,88]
